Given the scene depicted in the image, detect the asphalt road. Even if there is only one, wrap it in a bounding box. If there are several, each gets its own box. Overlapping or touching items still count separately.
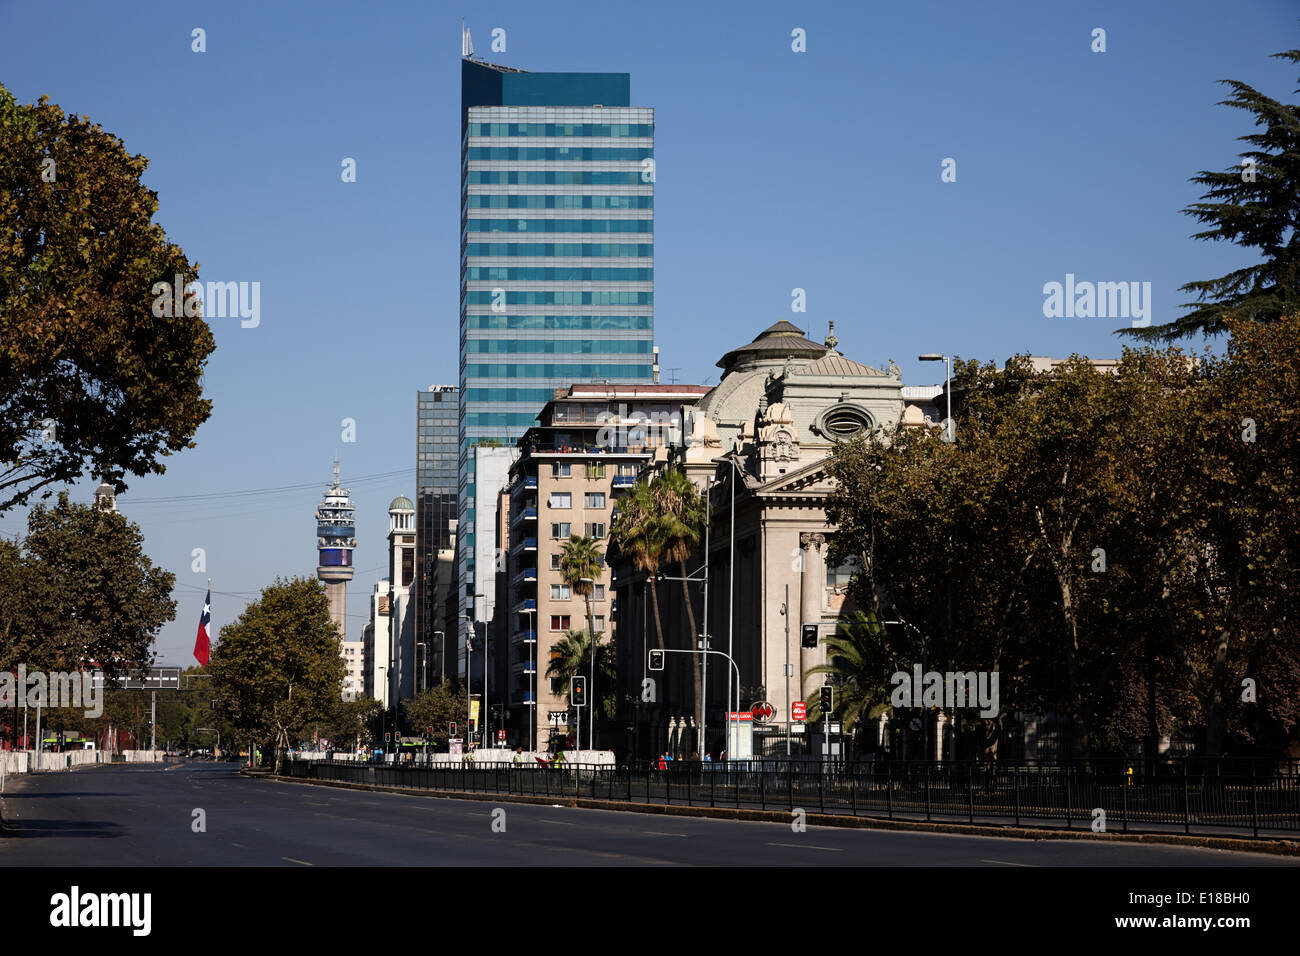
[2,761,1296,866]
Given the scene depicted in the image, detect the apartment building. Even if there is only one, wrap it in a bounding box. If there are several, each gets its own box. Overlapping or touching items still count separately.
[503,383,709,750]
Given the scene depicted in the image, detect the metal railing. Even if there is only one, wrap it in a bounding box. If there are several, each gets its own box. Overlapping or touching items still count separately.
[284,757,1300,839]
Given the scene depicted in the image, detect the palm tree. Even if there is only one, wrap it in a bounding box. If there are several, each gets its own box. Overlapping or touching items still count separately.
[545,629,590,688]
[559,533,603,746]
[650,468,708,737]
[559,533,602,658]
[609,480,666,651]
[544,629,617,719]
[805,610,898,755]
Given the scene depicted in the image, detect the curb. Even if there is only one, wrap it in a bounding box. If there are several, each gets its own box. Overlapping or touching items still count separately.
[247,770,1300,857]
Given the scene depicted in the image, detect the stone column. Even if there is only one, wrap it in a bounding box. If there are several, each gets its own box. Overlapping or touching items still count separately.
[798,532,826,701]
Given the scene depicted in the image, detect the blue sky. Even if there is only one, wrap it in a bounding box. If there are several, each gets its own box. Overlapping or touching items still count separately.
[1,0,1295,662]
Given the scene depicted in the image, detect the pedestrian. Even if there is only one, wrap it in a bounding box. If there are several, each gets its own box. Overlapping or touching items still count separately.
[657,752,667,770]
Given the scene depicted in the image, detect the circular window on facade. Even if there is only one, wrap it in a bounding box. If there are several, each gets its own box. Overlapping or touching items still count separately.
[818,404,873,441]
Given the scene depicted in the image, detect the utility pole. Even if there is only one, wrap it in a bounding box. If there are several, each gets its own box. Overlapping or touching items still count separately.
[784,584,791,757]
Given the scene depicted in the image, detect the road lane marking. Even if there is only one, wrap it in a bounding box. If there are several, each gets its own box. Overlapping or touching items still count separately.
[282,857,314,866]
[980,859,1036,867]
[642,831,687,837]
[539,819,578,826]
[766,842,843,851]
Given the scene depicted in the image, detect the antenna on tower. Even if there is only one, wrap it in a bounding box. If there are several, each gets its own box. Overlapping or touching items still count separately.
[332,457,340,487]
[665,367,682,385]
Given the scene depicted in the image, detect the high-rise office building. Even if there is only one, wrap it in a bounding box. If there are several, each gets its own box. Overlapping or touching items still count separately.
[415,385,459,687]
[458,55,658,667]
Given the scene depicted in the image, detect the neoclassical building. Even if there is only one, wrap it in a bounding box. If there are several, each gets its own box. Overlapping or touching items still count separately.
[611,321,939,760]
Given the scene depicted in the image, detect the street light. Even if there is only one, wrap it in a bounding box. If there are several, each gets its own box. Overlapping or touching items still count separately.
[581,575,596,754]
[525,606,535,753]
[712,454,746,760]
[884,618,929,759]
[918,354,953,442]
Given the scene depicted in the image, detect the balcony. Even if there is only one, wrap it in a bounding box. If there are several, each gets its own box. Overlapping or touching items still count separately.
[515,629,537,643]
[511,567,537,588]
[510,536,538,555]
[512,691,537,705]
[612,475,637,487]
[514,598,537,613]
[524,476,537,489]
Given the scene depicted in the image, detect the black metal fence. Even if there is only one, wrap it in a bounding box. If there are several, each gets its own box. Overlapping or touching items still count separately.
[284,757,1300,840]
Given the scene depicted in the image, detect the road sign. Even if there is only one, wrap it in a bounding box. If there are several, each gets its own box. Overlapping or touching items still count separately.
[93,666,183,692]
[750,701,775,723]
[791,723,805,734]
[648,649,664,671]
[791,701,807,722]
[497,729,505,743]
[801,624,819,648]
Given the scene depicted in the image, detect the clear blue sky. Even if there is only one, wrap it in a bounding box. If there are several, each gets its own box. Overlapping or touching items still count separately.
[1,0,1295,662]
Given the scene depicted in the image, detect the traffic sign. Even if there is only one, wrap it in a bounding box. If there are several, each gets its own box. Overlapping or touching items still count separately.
[497,729,505,743]
[791,701,807,722]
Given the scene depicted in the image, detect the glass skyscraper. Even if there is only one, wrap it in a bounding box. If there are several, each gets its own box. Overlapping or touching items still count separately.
[458,57,656,655]
[416,385,458,687]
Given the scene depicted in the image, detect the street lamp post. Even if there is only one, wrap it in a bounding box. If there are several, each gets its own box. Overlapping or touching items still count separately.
[580,575,596,755]
[885,617,928,759]
[918,354,955,760]
[712,455,745,761]
[657,558,708,756]
[525,607,535,752]
[918,354,953,442]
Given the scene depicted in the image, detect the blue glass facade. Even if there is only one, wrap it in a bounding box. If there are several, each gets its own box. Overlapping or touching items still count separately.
[458,58,655,662]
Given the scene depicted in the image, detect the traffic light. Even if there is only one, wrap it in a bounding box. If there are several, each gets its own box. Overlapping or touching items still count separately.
[449,721,457,737]
[801,624,819,648]
[819,685,834,714]
[469,718,477,734]
[571,675,587,707]
[648,649,664,671]
[385,732,391,742]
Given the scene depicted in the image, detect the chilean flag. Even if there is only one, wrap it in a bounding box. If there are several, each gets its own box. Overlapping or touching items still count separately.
[194,589,211,666]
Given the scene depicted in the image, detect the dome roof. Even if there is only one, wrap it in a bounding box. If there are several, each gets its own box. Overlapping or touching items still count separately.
[388,495,414,512]
[717,320,827,372]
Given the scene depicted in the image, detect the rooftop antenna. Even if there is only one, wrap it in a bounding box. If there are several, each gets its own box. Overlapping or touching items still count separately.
[461,18,474,58]
[665,367,682,384]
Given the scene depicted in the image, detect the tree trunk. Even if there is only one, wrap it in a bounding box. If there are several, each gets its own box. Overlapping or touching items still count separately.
[647,575,665,650]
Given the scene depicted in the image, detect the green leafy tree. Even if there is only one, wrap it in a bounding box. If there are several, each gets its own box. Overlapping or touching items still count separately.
[402,683,468,749]
[319,695,383,752]
[0,491,175,746]
[1126,48,1300,342]
[0,85,215,514]
[209,577,346,772]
